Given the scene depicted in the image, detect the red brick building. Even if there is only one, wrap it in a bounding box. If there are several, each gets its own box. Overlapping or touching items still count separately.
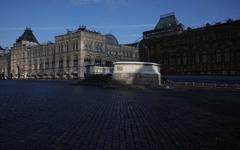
[139,13,240,76]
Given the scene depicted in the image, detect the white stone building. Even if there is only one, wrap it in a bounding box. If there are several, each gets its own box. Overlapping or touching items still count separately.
[7,27,139,79]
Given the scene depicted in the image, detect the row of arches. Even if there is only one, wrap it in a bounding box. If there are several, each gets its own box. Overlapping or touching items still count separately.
[12,55,113,79]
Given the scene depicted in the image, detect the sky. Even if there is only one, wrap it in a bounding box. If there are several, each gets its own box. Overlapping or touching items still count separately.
[0,0,240,48]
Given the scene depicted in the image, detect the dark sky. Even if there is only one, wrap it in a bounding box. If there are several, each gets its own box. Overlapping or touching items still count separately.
[0,0,239,47]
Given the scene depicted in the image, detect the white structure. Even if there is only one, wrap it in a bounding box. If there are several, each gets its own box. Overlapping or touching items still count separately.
[113,62,161,86]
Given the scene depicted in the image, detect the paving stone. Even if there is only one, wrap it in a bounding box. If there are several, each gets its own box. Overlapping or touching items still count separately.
[0,80,240,150]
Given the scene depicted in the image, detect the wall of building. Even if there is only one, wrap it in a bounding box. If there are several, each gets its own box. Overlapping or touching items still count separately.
[5,28,138,79]
[0,53,10,78]
[139,20,240,76]
[113,62,161,86]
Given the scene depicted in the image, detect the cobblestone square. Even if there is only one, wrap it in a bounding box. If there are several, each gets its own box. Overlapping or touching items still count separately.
[0,80,240,150]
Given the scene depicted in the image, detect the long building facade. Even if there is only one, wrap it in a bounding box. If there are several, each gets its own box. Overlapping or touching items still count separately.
[0,47,10,79]
[139,13,240,76]
[1,26,139,79]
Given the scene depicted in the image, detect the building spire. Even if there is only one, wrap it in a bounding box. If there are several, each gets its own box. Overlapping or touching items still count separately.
[16,27,38,43]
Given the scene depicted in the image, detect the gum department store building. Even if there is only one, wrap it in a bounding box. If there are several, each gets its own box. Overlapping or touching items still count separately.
[0,26,139,79]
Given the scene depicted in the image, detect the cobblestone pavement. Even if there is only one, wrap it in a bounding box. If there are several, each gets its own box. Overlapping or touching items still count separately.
[0,80,240,150]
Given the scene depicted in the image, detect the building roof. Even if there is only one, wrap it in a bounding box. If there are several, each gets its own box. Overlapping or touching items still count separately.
[0,46,5,50]
[16,27,39,43]
[105,34,119,45]
[155,12,178,30]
